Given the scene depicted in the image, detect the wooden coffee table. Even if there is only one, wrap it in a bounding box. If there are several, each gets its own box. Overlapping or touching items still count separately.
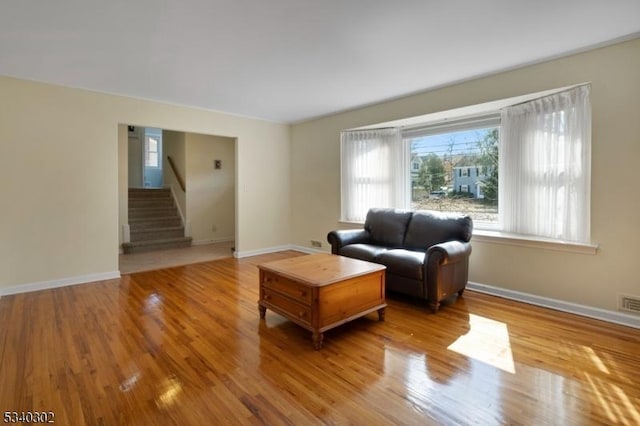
[258,254,386,349]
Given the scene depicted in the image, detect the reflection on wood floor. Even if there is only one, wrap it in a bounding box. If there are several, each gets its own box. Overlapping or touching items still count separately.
[1,251,639,425]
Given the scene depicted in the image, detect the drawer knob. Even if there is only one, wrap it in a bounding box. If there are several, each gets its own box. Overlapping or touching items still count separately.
[298,311,306,318]
[264,294,271,300]
[299,290,307,297]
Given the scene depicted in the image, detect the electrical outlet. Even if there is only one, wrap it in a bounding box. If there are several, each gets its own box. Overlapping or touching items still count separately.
[310,240,322,248]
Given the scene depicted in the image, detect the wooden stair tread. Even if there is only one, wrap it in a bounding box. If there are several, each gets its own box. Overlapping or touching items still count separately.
[123,236,192,247]
[122,237,192,254]
[129,206,177,211]
[125,188,191,254]
[131,226,185,233]
[128,216,181,222]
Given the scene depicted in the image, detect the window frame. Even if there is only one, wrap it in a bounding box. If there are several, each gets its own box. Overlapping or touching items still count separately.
[145,135,161,168]
[403,113,501,231]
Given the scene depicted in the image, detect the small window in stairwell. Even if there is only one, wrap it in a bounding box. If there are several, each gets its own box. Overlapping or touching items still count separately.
[145,136,160,168]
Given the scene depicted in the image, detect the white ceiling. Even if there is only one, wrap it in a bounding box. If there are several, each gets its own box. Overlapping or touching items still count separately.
[1,1,639,124]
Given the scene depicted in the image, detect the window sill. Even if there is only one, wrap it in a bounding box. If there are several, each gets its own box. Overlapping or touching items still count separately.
[338,220,365,229]
[472,230,598,255]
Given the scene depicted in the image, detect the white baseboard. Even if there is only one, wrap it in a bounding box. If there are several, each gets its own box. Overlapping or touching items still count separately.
[234,244,294,258]
[0,271,121,296]
[289,245,327,254]
[468,281,640,330]
[192,237,235,246]
[234,244,327,258]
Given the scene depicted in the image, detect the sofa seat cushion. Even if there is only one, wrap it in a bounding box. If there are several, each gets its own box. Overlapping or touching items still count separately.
[377,249,425,280]
[339,244,388,263]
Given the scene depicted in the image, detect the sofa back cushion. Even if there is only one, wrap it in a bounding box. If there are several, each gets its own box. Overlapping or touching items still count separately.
[364,208,413,247]
[404,210,473,251]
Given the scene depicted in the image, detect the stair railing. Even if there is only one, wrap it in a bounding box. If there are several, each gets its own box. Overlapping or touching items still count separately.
[167,156,186,192]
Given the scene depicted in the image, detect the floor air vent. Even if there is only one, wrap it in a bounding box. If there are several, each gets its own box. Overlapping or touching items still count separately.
[619,294,640,315]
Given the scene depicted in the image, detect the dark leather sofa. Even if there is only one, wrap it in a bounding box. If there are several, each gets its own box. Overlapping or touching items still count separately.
[327,208,473,312]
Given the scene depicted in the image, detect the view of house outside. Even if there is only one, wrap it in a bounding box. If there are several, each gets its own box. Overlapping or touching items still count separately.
[408,126,499,225]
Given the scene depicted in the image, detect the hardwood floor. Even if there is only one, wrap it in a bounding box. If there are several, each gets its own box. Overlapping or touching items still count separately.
[1,251,639,425]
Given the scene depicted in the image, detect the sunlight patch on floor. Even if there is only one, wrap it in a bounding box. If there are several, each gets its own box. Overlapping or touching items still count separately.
[447,314,515,373]
[156,376,183,408]
[585,372,640,425]
[582,346,610,374]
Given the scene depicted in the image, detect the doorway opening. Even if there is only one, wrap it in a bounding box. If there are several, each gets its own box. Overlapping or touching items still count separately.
[120,124,237,271]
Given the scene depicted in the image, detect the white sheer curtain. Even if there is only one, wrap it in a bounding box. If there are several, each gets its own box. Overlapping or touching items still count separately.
[500,85,591,243]
[341,128,406,222]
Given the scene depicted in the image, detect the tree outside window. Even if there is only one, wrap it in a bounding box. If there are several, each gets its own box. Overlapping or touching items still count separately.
[408,125,499,226]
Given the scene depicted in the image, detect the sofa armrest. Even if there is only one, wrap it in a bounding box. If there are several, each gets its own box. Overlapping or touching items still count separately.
[425,240,472,313]
[327,229,370,254]
[426,240,472,265]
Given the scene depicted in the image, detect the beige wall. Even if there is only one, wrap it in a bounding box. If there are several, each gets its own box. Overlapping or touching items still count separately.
[186,133,235,244]
[0,76,290,290]
[163,130,187,222]
[290,38,640,313]
[118,124,129,245]
[3,38,637,313]
[127,128,144,188]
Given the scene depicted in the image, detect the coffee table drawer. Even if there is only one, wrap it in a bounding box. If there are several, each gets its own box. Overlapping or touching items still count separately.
[262,288,312,326]
[262,273,312,305]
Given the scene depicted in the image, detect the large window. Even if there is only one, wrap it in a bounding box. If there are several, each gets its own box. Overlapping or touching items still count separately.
[405,115,500,228]
[340,85,591,243]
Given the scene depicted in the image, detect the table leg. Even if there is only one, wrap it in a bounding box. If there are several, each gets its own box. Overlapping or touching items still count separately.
[312,331,324,350]
[377,307,386,321]
[259,304,266,319]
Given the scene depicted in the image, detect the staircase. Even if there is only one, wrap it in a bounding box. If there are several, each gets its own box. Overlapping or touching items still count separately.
[123,188,192,254]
